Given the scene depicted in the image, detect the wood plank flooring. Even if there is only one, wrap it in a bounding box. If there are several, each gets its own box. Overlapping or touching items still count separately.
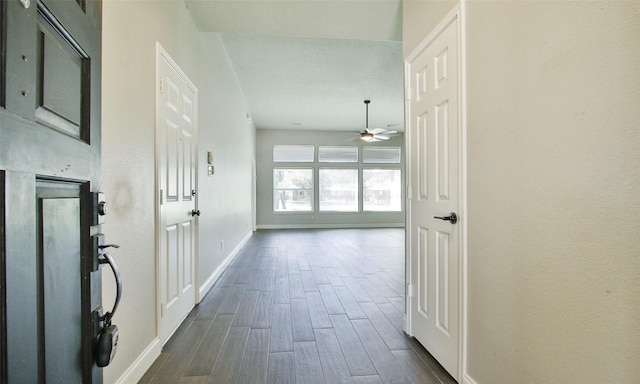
[140,228,456,384]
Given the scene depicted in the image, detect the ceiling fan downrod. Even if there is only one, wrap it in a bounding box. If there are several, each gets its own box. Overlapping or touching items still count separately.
[364,99,370,130]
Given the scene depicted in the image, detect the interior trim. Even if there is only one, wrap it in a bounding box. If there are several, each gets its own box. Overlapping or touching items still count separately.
[0,170,7,384]
[114,337,161,384]
[257,223,405,230]
[197,230,253,303]
[0,0,6,108]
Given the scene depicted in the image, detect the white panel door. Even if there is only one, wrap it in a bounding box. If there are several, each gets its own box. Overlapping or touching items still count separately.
[157,46,198,343]
[406,12,461,380]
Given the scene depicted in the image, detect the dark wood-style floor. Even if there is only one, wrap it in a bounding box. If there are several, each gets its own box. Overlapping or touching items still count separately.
[140,228,456,384]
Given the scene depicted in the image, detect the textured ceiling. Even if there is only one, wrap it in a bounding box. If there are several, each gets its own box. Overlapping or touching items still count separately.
[185,0,405,132]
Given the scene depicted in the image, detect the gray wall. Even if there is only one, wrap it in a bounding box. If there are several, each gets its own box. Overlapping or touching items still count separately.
[102,2,255,382]
[405,1,640,383]
[257,129,405,228]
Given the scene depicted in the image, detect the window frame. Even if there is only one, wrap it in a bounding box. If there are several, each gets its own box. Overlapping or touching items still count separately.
[318,145,359,163]
[272,167,314,213]
[318,167,360,212]
[270,144,403,214]
[362,167,403,212]
[273,144,315,163]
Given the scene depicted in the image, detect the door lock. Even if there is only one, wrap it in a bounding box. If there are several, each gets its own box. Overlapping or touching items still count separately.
[91,192,107,225]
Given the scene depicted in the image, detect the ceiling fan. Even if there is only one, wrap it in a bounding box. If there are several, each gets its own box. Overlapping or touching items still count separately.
[359,99,398,142]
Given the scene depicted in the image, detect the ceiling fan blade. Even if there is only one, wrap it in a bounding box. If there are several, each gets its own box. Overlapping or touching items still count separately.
[369,128,386,135]
[374,135,390,140]
[384,130,399,135]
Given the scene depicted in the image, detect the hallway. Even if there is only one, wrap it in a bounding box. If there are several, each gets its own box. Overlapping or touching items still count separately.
[140,228,455,383]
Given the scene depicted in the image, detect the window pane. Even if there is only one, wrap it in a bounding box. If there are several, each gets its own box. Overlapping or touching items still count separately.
[362,146,401,163]
[318,146,358,163]
[319,169,358,212]
[363,169,402,211]
[273,169,313,212]
[273,145,314,162]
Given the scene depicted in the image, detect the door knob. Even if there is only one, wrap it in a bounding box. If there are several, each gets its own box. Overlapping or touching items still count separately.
[191,209,201,217]
[434,212,458,224]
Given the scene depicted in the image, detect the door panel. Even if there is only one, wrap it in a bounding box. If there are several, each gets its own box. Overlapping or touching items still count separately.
[166,120,180,201]
[436,230,450,334]
[182,130,194,200]
[417,226,429,318]
[36,11,89,140]
[39,185,83,383]
[182,221,193,287]
[407,12,460,380]
[3,172,39,383]
[436,100,451,200]
[1,0,103,382]
[157,46,198,343]
[0,171,6,384]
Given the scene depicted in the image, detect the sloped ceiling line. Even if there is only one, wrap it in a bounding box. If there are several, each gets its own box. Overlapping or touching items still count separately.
[185,0,405,132]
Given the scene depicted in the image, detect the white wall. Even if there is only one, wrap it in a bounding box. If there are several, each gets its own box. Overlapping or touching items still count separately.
[194,32,256,288]
[102,1,255,382]
[257,129,405,228]
[405,1,640,383]
[403,0,458,56]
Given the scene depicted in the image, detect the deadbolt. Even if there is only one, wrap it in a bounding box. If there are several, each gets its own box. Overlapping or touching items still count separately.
[98,201,108,216]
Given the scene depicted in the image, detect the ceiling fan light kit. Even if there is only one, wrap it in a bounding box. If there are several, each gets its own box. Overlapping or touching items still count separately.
[361,131,374,141]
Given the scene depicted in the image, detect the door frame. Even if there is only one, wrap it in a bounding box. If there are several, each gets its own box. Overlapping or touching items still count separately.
[252,158,257,231]
[154,42,199,344]
[404,2,468,381]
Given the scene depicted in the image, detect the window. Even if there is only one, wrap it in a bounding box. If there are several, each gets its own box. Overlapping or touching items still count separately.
[318,146,358,163]
[363,169,402,211]
[319,169,358,212]
[273,168,313,212]
[273,145,314,162]
[271,144,403,214]
[363,146,401,163]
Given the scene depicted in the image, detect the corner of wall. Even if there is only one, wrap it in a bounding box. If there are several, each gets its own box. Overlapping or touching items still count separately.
[462,372,479,384]
[197,230,253,302]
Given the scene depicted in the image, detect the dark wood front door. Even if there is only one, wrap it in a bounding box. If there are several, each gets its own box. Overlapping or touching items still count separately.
[0,0,103,382]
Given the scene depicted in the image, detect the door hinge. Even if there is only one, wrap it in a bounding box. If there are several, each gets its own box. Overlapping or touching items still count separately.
[407,185,412,200]
[160,189,163,205]
[160,304,164,317]
[405,87,412,101]
[407,284,414,298]
[159,78,164,94]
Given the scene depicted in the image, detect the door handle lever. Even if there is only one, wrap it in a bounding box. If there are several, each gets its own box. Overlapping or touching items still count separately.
[191,209,201,217]
[434,212,458,224]
[99,244,120,250]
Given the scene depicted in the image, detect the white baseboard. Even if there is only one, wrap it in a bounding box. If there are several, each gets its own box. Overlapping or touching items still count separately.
[403,313,413,337]
[256,223,405,230]
[462,372,478,384]
[197,230,253,301]
[114,337,162,384]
